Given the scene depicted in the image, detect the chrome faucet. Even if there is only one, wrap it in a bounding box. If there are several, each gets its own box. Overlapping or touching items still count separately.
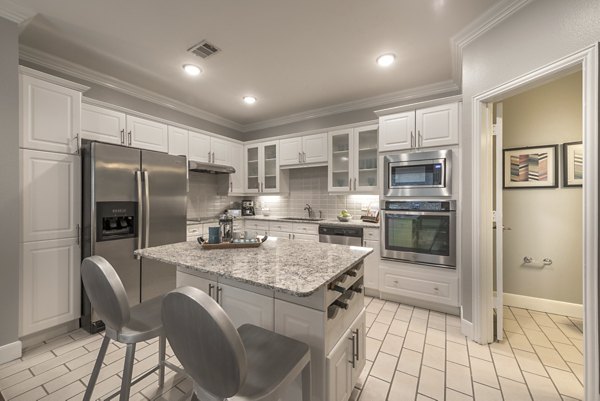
[304,204,313,218]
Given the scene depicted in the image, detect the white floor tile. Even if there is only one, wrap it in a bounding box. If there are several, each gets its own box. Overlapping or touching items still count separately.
[498,377,532,401]
[513,349,548,377]
[425,328,446,349]
[368,322,389,341]
[370,352,398,382]
[506,331,534,352]
[473,382,503,401]
[366,337,382,362]
[388,319,409,337]
[446,341,469,367]
[470,357,499,389]
[467,341,492,362]
[418,366,445,401]
[359,376,390,401]
[446,388,473,401]
[533,344,570,371]
[388,371,418,401]
[403,331,425,353]
[422,344,445,372]
[552,342,583,365]
[546,367,584,400]
[379,334,404,357]
[445,361,473,396]
[397,349,422,377]
[491,352,524,383]
[523,371,562,401]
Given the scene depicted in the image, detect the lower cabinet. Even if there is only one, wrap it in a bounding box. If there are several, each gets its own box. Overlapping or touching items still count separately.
[363,239,380,292]
[21,238,81,336]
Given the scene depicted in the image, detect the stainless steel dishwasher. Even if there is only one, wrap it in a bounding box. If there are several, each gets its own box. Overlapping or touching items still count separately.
[318,224,363,246]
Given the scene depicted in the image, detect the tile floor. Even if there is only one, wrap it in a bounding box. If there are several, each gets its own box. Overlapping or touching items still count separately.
[0,297,584,401]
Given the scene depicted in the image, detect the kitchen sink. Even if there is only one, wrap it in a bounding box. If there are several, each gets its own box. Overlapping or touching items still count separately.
[280,217,324,221]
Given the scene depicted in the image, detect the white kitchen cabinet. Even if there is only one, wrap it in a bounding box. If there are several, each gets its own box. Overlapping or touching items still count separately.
[176,270,217,295]
[326,328,353,401]
[189,130,235,166]
[21,237,81,336]
[328,124,378,193]
[229,142,245,195]
[20,71,85,154]
[81,103,127,145]
[378,102,459,151]
[245,141,285,193]
[21,149,81,242]
[126,115,168,152]
[280,133,328,167]
[210,137,231,166]
[293,233,319,242]
[218,283,274,330]
[363,239,380,293]
[168,126,189,157]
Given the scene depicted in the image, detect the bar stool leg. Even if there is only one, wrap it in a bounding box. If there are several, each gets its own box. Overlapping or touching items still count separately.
[301,362,311,401]
[119,343,136,401]
[83,336,111,401]
[158,335,166,388]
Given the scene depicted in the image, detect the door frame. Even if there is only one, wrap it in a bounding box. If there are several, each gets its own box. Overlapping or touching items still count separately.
[471,44,599,400]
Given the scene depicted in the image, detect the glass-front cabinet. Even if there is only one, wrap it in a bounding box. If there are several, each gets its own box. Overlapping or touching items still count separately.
[328,124,378,193]
[244,141,280,193]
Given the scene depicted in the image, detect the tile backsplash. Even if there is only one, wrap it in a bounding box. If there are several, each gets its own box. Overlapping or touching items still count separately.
[187,172,242,218]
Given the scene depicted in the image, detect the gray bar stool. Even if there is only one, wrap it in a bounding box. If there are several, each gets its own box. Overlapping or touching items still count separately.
[81,256,174,401]
[162,286,311,401]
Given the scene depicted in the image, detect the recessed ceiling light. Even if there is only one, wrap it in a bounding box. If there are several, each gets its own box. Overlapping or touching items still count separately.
[376,53,396,67]
[182,64,202,76]
[243,96,257,105]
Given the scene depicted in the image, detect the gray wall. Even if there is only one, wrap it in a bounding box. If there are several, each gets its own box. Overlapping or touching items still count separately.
[502,72,582,304]
[461,0,600,322]
[19,60,245,141]
[0,17,20,350]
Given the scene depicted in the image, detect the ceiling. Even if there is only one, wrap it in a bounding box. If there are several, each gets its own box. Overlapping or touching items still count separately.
[12,0,499,129]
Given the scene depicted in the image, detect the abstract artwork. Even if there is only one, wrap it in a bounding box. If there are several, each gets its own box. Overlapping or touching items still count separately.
[563,141,583,187]
[503,145,558,189]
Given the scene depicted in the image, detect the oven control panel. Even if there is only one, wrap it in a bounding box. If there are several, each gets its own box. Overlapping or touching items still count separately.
[382,200,456,211]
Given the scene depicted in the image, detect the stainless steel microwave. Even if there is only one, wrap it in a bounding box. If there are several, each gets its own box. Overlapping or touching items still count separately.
[383,149,452,197]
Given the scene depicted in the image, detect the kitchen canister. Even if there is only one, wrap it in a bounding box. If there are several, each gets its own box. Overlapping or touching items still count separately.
[208,226,221,244]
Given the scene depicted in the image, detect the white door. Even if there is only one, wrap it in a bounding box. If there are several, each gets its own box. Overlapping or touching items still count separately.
[127,115,168,152]
[493,103,504,341]
[20,74,81,154]
[189,130,211,163]
[21,149,80,242]
[363,240,380,291]
[354,125,379,192]
[218,284,274,330]
[416,102,459,148]
[81,104,126,145]
[21,237,80,336]
[229,142,245,194]
[326,330,353,401]
[350,311,366,384]
[378,111,415,152]
[168,126,189,157]
[328,129,353,192]
[280,137,303,166]
[210,137,231,165]
[302,133,328,164]
[261,141,280,193]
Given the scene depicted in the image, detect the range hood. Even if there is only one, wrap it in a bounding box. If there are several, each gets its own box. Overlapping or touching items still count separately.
[188,160,235,174]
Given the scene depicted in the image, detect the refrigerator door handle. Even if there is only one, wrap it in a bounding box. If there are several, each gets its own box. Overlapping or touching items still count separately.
[135,170,143,259]
[143,171,151,249]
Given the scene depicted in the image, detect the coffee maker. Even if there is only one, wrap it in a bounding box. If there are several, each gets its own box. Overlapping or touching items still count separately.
[241,200,255,216]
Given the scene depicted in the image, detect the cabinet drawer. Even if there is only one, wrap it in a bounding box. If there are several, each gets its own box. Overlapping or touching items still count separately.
[381,268,458,306]
[363,228,379,241]
[293,223,318,234]
[293,233,318,242]
[244,220,270,232]
[269,221,293,232]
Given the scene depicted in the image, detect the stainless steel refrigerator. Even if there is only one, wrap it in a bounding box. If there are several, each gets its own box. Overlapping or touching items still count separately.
[81,140,187,333]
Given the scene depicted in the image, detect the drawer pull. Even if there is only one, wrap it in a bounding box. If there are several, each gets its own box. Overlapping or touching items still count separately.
[346,269,357,277]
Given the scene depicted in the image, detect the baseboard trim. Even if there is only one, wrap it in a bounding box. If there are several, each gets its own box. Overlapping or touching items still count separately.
[503,292,583,318]
[20,319,79,351]
[460,306,473,339]
[379,291,460,316]
[0,340,22,365]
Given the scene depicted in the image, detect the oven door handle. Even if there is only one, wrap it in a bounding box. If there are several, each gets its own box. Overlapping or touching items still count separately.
[382,210,454,217]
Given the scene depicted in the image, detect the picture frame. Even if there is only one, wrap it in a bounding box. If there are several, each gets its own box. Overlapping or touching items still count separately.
[563,141,583,187]
[503,144,558,189]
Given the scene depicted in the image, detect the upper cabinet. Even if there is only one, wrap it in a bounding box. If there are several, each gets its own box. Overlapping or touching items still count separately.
[280,132,328,167]
[127,115,168,152]
[189,130,232,166]
[379,101,459,152]
[229,142,245,195]
[245,141,286,193]
[328,124,378,193]
[20,69,88,154]
[168,125,189,157]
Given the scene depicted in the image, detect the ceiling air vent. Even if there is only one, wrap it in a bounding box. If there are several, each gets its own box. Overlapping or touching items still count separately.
[188,40,221,59]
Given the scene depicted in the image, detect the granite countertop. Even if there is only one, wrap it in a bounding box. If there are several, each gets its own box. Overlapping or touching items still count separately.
[244,215,380,228]
[135,238,373,297]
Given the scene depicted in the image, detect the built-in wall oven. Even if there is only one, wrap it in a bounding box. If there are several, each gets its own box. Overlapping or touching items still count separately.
[383,149,452,197]
[380,200,456,268]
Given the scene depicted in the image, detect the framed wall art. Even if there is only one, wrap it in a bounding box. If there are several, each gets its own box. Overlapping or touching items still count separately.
[563,141,583,187]
[503,144,558,189]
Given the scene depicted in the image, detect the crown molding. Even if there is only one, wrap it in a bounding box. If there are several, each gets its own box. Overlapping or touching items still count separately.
[18,45,245,132]
[450,0,533,87]
[0,0,35,24]
[19,66,90,92]
[243,80,459,132]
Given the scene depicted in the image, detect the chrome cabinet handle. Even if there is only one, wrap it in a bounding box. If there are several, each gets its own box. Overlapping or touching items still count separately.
[418,131,422,148]
[216,286,222,304]
[230,182,233,192]
[303,152,306,163]
[410,131,414,148]
[76,224,80,245]
[135,171,143,259]
[349,178,352,190]
[353,328,360,361]
[348,334,356,368]
[208,151,211,162]
[299,152,302,163]
[208,283,214,298]
[120,129,125,144]
[212,152,215,163]
[143,171,150,249]
[128,131,132,146]
[354,178,357,191]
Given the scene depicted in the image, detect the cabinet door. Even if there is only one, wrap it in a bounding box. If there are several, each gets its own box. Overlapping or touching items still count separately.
[229,142,245,194]
[261,141,279,193]
[363,240,380,291]
[350,311,366,385]
[303,133,328,164]
[189,130,211,162]
[416,102,459,148]
[81,104,126,145]
[21,238,80,336]
[168,126,189,157]
[21,149,80,242]
[20,74,81,154]
[218,284,274,330]
[378,111,415,152]
[210,137,231,165]
[176,271,217,296]
[245,145,260,192]
[280,137,303,166]
[354,125,378,192]
[326,328,353,401]
[328,129,352,192]
[127,115,168,152]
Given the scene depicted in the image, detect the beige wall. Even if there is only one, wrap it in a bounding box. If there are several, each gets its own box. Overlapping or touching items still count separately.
[501,72,582,304]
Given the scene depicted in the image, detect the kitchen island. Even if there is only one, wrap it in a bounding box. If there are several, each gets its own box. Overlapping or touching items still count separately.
[135,238,372,401]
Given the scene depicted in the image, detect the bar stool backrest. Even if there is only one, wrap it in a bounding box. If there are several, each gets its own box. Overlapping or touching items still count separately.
[81,256,131,331]
[162,286,247,399]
